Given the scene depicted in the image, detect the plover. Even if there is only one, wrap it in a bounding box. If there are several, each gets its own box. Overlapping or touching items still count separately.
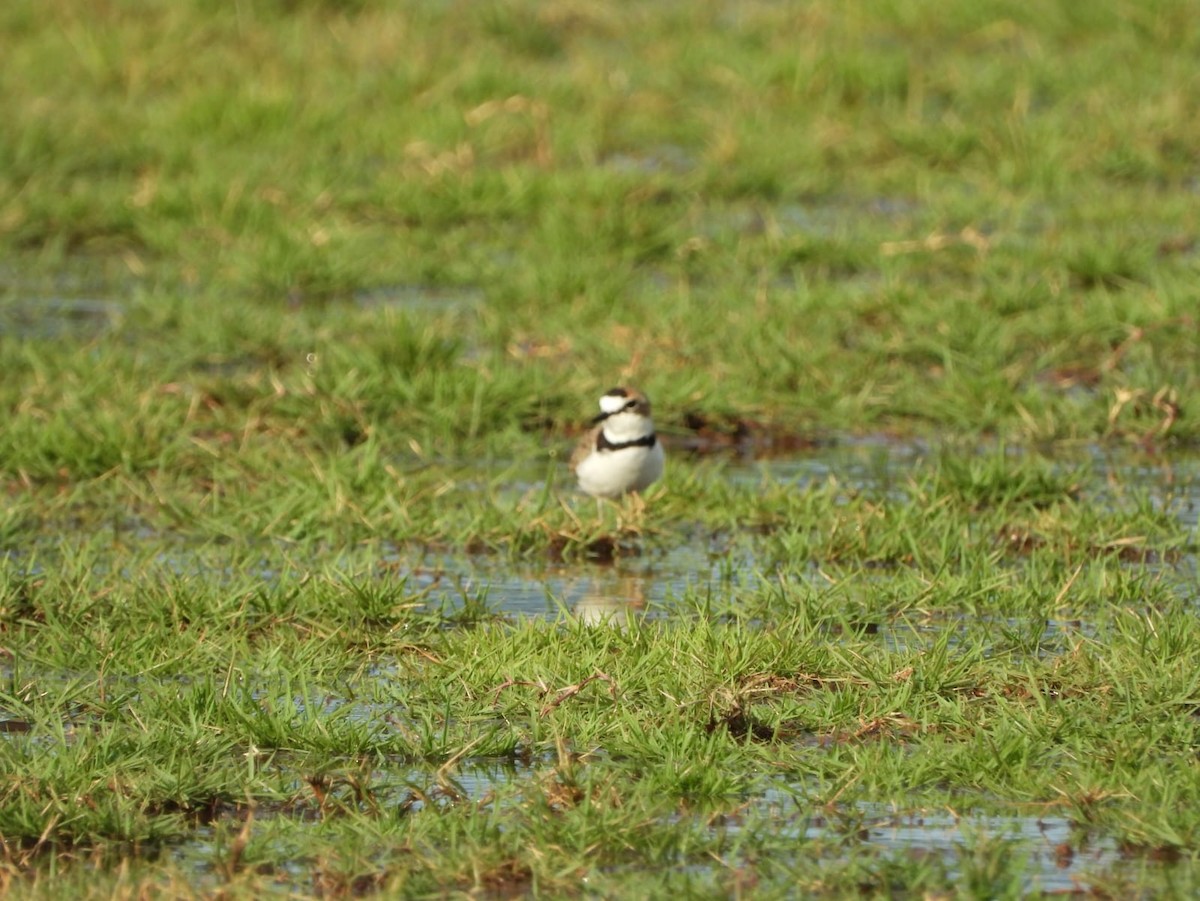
[570,387,664,498]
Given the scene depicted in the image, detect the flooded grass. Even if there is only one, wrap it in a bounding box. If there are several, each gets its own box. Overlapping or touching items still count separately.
[3,444,1200,895]
[5,0,1200,895]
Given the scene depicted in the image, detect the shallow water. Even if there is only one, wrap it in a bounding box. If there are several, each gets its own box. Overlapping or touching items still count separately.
[389,440,1199,623]
[693,195,922,242]
[0,296,124,339]
[4,440,1197,893]
[601,144,694,175]
[155,758,1134,895]
[383,539,758,622]
[353,283,484,312]
[0,260,134,339]
[731,791,1122,895]
[2,440,1194,632]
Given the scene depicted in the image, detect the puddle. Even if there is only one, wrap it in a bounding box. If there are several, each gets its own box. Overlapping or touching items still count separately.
[691,195,922,242]
[0,297,124,339]
[384,539,759,623]
[380,440,1199,626]
[601,144,694,175]
[868,810,1113,891]
[0,260,136,339]
[701,789,1127,895]
[156,758,536,889]
[3,440,1195,631]
[353,284,484,312]
[722,433,928,492]
[149,759,1137,896]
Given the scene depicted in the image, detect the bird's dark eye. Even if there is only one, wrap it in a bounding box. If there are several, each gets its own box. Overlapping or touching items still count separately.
[625,400,638,410]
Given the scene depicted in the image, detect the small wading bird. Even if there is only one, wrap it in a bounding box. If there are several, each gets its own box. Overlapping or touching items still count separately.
[570,387,664,499]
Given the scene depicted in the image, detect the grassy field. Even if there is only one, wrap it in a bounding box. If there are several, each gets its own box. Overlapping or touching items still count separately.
[3,0,1200,896]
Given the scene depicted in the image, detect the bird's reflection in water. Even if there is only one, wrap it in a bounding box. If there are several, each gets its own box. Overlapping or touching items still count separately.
[571,570,647,626]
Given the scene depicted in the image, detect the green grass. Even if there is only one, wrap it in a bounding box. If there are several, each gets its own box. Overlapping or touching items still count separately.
[4,0,1200,896]
[3,447,1199,895]
[2,0,1199,451]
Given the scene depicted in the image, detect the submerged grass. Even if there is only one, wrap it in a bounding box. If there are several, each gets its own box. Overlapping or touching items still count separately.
[3,564,1200,895]
[3,445,1200,895]
[4,0,1200,896]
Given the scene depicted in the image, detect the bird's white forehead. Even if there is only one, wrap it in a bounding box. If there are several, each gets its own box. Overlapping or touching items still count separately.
[599,394,628,414]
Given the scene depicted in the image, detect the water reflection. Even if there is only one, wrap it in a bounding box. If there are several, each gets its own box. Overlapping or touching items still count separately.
[571,569,646,626]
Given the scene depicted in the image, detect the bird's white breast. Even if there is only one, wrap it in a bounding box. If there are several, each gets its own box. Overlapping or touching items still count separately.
[575,440,664,498]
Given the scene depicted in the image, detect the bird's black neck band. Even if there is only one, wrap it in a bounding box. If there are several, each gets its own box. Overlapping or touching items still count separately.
[598,431,656,451]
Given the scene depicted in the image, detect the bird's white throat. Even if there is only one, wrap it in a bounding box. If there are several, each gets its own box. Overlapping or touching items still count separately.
[601,411,653,444]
